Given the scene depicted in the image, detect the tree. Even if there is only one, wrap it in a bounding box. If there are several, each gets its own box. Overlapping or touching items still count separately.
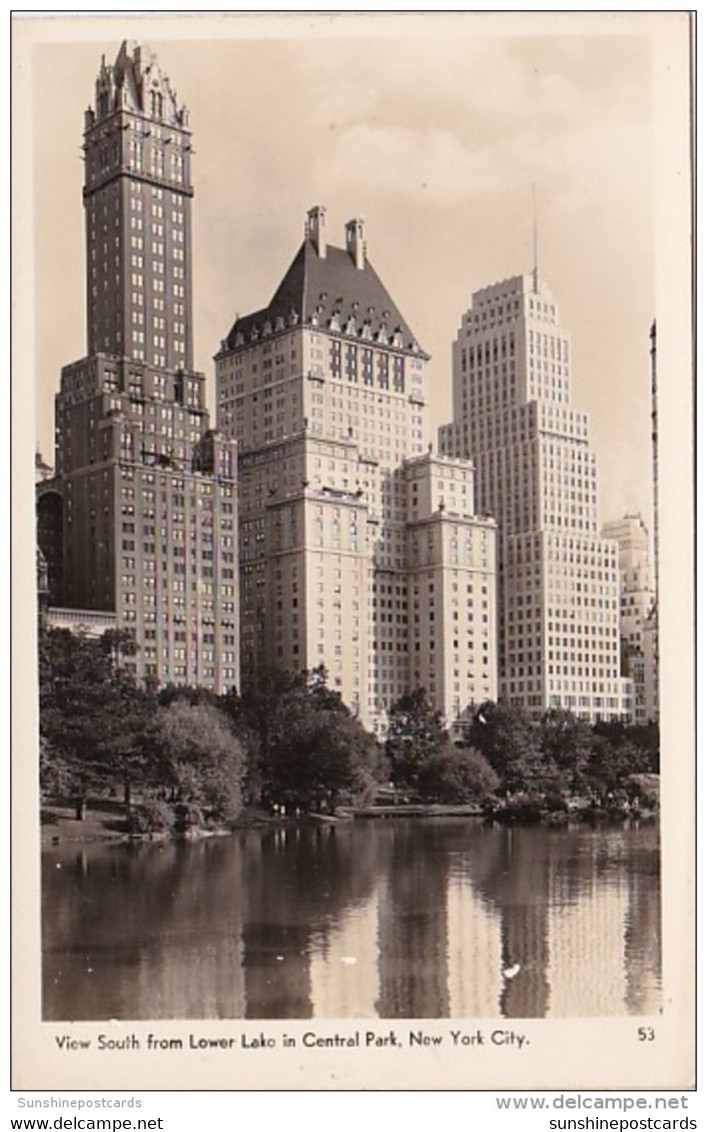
[417,743,499,804]
[267,710,380,811]
[39,626,155,809]
[153,698,246,822]
[539,708,594,793]
[39,734,76,800]
[99,627,138,669]
[585,737,653,801]
[158,682,219,709]
[224,665,352,804]
[463,699,544,793]
[593,719,660,775]
[385,688,446,793]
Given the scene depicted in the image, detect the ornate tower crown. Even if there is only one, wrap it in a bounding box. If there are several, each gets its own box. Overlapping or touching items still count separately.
[88,39,189,129]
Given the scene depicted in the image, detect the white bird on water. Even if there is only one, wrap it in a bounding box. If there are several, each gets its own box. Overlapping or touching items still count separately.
[503,963,521,980]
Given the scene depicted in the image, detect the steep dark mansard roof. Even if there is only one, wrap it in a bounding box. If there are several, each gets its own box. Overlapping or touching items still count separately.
[221,240,427,357]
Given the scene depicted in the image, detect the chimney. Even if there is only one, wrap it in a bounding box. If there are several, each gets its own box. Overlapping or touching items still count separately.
[345,218,366,269]
[306,206,327,258]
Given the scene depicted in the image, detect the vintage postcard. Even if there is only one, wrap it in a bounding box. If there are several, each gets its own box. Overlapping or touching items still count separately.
[12,11,694,1092]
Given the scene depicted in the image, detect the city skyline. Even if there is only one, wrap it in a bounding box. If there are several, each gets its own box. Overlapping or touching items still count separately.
[26,14,673,534]
[12,15,695,1099]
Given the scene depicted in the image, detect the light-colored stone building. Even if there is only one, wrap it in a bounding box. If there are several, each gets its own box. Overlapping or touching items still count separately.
[601,513,656,724]
[439,273,629,721]
[42,41,239,692]
[215,207,496,734]
[644,320,660,724]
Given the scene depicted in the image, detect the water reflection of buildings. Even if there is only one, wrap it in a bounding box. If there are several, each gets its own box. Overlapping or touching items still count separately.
[309,897,380,1018]
[623,843,662,1016]
[375,824,451,1018]
[42,841,248,1020]
[447,868,503,1017]
[547,875,628,1015]
[43,824,660,1022]
[130,843,246,1019]
[472,827,661,1019]
[240,829,314,1018]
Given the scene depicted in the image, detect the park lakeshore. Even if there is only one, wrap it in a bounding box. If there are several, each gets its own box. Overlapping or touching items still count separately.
[39,626,659,842]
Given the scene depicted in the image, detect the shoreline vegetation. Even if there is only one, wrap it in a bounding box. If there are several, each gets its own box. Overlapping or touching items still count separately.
[41,791,659,847]
[39,627,659,845]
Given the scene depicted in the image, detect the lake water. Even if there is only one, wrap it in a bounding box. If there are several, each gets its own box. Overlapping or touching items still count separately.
[42,818,661,1020]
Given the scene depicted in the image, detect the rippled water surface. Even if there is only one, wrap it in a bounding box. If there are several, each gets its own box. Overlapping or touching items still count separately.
[42,819,661,1020]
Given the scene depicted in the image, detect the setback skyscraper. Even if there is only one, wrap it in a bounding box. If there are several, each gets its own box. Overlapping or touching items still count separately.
[38,41,239,692]
[439,273,629,721]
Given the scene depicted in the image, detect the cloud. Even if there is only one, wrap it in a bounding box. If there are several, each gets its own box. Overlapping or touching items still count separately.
[298,28,652,223]
[311,124,503,206]
[298,30,649,144]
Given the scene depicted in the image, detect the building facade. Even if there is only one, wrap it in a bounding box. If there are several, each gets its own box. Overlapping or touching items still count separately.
[439,273,628,721]
[43,41,239,692]
[216,207,496,733]
[601,513,655,724]
[643,320,659,724]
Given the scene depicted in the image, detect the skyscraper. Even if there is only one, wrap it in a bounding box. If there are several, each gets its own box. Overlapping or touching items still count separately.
[601,513,655,724]
[439,273,629,721]
[643,319,659,724]
[215,207,497,733]
[41,41,239,692]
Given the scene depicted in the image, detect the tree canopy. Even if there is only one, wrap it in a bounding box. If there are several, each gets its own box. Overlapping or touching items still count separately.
[39,626,154,803]
[39,625,659,828]
[265,709,379,811]
[152,698,246,821]
[464,699,546,793]
[223,665,376,809]
[385,688,447,792]
[417,742,499,804]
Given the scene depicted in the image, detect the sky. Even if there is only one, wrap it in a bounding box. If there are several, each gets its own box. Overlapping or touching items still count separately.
[22,12,691,532]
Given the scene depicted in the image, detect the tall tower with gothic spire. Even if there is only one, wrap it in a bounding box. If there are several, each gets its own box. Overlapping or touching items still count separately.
[82,41,194,370]
[43,42,239,692]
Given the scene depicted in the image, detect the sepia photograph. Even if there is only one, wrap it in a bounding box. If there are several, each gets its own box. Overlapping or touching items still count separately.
[12,11,694,1092]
